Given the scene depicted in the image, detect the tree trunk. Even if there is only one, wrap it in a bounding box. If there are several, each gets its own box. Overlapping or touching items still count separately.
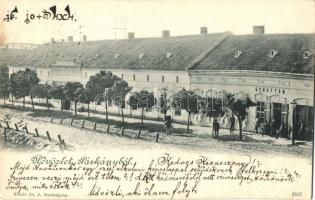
[163,110,167,134]
[239,120,243,141]
[74,101,77,116]
[87,103,90,118]
[121,108,124,126]
[141,109,144,126]
[31,97,35,111]
[46,97,49,111]
[60,99,63,113]
[11,96,14,108]
[23,96,25,108]
[187,112,191,134]
[105,100,108,123]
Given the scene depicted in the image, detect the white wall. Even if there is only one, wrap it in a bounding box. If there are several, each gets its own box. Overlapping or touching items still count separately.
[9,66,190,92]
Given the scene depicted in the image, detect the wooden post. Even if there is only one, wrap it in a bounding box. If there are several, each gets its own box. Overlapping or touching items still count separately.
[70,118,74,126]
[155,132,159,142]
[62,139,66,148]
[106,123,110,133]
[46,131,51,141]
[93,122,97,130]
[35,128,39,137]
[6,121,9,129]
[121,127,124,136]
[24,126,29,134]
[60,118,63,124]
[137,129,141,138]
[57,135,63,148]
[14,123,19,131]
[50,117,53,122]
[81,120,85,128]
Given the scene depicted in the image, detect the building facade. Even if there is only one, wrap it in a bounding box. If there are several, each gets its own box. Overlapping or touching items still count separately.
[6,26,315,139]
[187,70,313,137]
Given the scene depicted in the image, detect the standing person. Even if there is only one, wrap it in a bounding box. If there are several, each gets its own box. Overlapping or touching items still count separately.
[214,119,220,138]
[255,117,259,133]
[230,114,235,134]
[276,122,283,139]
[212,118,215,137]
[255,118,261,134]
[164,116,171,135]
[282,123,288,138]
[263,120,270,136]
[271,119,277,137]
[260,120,265,136]
[297,121,305,139]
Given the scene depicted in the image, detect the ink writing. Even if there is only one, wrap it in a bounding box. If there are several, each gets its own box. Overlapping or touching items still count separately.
[3,5,77,24]
[5,153,301,199]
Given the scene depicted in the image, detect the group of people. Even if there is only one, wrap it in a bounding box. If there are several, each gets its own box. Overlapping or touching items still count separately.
[165,113,308,140]
[212,114,236,138]
[255,119,287,138]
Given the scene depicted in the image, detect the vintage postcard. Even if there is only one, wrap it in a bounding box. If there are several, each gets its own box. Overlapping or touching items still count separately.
[0,0,314,199]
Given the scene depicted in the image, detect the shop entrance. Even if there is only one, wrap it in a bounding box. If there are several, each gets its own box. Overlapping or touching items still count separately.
[295,105,314,140]
[272,103,282,127]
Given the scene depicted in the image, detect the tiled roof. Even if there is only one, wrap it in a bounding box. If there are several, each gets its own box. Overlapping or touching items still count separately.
[188,34,315,74]
[0,48,27,66]
[10,33,229,71]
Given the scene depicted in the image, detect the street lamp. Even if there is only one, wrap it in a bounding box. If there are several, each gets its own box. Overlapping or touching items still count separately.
[290,101,297,145]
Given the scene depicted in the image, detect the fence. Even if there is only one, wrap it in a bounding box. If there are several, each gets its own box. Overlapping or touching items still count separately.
[1,121,67,150]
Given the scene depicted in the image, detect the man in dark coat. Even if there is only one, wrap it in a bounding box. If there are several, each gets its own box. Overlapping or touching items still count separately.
[230,114,235,134]
[213,118,220,138]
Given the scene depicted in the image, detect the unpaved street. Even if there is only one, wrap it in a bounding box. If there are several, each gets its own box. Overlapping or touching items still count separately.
[0,106,312,159]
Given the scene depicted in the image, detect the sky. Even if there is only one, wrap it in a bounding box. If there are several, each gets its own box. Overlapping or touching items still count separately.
[0,0,314,43]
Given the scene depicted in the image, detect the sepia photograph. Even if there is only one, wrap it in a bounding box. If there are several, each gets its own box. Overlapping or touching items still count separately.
[0,0,314,199]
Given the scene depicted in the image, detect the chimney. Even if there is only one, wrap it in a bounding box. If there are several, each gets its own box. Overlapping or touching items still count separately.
[67,36,73,42]
[83,35,87,42]
[162,30,170,38]
[128,32,134,40]
[200,27,207,35]
[253,26,265,35]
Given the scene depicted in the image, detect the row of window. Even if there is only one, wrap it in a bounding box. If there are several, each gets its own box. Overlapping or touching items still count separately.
[39,69,180,83]
[234,50,312,58]
[41,69,82,77]
[100,51,313,60]
[256,102,289,122]
[114,52,173,59]
[122,74,179,83]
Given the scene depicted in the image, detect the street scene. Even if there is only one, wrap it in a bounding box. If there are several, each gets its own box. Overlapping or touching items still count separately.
[0,22,314,158]
[0,60,313,159]
[0,101,312,158]
[0,1,314,199]
[0,34,314,156]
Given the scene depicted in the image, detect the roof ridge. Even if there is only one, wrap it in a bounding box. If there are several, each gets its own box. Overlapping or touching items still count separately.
[40,32,232,45]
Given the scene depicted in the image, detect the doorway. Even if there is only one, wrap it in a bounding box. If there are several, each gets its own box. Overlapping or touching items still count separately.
[295,105,314,140]
[272,103,282,127]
